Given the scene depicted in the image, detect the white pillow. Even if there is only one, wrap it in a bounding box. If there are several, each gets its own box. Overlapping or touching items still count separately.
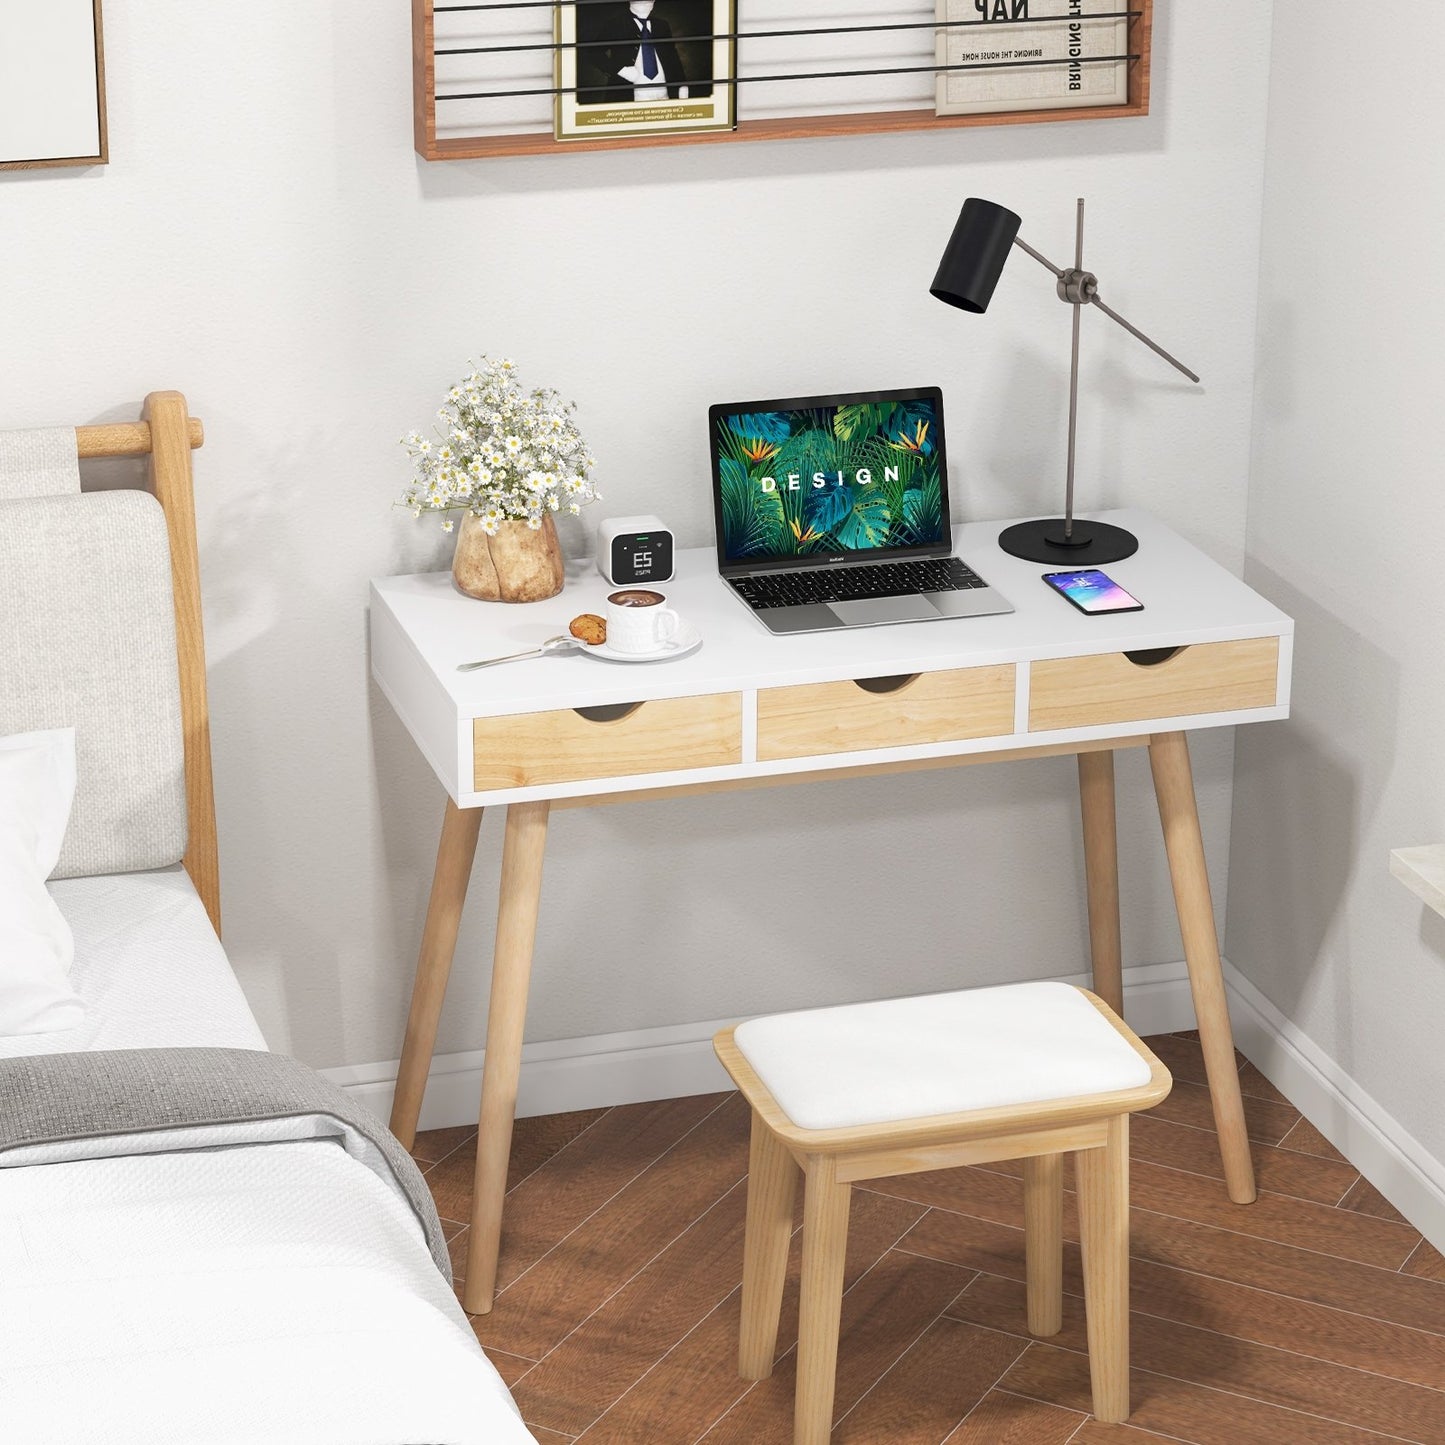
[0,729,84,1034]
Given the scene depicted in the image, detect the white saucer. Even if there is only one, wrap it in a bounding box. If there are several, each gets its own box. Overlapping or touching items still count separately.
[582,619,702,664]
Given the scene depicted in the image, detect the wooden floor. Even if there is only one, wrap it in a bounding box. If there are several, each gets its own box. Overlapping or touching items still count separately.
[412,1031,1445,1444]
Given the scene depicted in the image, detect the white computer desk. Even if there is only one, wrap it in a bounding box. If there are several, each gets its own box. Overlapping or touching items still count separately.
[370,508,1293,1314]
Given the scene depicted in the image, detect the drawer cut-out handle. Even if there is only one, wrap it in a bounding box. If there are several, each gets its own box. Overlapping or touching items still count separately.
[853,674,920,695]
[573,701,645,723]
[1123,647,1185,668]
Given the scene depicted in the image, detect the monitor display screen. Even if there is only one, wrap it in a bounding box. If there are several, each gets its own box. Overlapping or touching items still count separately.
[710,388,948,569]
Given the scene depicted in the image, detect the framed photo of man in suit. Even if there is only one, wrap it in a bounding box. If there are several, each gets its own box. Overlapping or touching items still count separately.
[555,1,736,142]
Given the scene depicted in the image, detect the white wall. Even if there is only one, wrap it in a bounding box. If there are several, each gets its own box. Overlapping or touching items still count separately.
[1,4,1273,1072]
[1228,4,1445,1162]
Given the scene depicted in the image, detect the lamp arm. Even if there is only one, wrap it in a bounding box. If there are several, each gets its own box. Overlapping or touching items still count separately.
[1012,234,1065,280]
[1013,233,1200,384]
[1089,294,1200,384]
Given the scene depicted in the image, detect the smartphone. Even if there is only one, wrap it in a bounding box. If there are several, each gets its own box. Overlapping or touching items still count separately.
[1042,569,1144,615]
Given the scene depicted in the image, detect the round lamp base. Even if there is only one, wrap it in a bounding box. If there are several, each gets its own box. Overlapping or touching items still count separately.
[997,518,1139,566]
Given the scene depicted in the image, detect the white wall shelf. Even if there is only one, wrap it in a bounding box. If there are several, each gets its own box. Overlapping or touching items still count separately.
[1390,846,1445,918]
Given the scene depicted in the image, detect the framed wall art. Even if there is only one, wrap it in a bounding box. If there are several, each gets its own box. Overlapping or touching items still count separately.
[0,0,107,170]
[413,0,1151,160]
[554,1,737,142]
[935,0,1128,117]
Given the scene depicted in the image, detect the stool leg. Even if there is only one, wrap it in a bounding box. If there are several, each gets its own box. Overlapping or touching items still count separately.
[739,1115,799,1379]
[1077,1116,1131,1423]
[1023,1154,1064,1337]
[795,1155,851,1445]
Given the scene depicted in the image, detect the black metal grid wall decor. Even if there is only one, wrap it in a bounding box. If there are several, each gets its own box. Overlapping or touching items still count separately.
[412,0,1153,159]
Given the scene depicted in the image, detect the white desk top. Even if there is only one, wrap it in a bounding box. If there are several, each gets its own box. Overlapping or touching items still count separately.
[371,509,1292,722]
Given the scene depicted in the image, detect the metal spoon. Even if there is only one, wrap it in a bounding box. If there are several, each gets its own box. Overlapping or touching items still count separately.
[456,635,584,672]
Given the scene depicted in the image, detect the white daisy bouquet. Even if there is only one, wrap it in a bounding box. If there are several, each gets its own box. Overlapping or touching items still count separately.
[399,357,599,534]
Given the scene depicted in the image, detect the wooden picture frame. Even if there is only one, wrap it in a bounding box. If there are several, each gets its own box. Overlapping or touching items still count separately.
[554,0,737,143]
[413,0,1151,161]
[0,0,107,170]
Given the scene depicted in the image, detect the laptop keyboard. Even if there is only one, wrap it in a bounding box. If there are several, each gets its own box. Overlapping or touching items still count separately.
[730,557,989,610]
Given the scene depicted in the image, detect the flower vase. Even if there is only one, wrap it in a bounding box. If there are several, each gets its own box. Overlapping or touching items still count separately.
[451,512,566,603]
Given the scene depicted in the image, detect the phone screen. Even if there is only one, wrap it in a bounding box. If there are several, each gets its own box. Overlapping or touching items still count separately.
[1043,569,1144,615]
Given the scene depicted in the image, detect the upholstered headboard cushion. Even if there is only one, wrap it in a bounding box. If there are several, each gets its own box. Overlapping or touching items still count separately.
[0,491,187,877]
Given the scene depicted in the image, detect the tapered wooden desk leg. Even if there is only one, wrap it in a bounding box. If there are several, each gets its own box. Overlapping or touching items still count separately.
[739,1117,799,1379]
[389,798,483,1152]
[1023,1154,1064,1337]
[795,1155,851,1445]
[463,799,551,1315]
[1078,750,1124,1016]
[1077,1116,1131,1423]
[1149,731,1256,1204]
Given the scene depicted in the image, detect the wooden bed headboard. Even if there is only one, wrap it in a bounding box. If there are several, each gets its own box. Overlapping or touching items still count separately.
[74,391,219,935]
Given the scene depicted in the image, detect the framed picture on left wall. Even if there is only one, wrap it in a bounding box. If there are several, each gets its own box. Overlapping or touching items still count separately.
[555,1,736,143]
[0,0,107,169]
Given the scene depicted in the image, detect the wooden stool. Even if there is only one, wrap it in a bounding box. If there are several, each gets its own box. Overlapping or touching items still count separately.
[714,982,1172,1444]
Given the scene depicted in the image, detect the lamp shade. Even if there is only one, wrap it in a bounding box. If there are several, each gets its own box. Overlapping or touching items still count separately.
[930,198,1022,314]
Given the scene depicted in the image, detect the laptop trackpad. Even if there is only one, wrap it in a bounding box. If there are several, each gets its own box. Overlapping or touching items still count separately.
[830,596,938,626]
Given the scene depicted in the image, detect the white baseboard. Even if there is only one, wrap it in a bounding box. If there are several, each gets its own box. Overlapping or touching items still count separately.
[326,954,1445,1253]
[323,959,1196,1130]
[1221,961,1445,1254]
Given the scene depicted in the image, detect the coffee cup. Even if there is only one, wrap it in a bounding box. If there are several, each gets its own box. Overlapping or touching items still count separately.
[605,589,682,654]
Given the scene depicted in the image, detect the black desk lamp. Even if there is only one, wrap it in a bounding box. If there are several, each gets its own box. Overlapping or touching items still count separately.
[931,197,1200,565]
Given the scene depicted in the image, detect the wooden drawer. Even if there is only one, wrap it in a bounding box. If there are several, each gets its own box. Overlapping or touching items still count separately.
[472,693,742,790]
[757,665,1016,762]
[1028,637,1280,733]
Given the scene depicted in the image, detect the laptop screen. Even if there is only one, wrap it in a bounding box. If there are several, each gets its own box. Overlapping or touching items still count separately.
[709,387,950,574]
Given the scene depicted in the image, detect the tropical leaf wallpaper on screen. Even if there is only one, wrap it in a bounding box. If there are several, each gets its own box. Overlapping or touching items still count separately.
[716,400,945,560]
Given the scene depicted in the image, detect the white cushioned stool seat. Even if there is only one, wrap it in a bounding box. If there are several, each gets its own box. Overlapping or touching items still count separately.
[732,981,1154,1132]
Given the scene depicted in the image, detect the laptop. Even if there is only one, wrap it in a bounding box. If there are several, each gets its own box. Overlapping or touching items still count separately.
[708,386,1014,635]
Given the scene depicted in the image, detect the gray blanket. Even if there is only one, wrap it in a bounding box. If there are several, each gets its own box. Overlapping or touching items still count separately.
[0,1047,451,1280]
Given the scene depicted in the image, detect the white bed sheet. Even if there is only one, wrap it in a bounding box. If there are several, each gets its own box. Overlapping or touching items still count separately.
[0,866,267,1058]
[0,1138,534,1444]
[0,868,536,1441]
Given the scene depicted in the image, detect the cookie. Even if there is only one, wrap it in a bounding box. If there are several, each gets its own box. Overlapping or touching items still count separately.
[569,613,606,646]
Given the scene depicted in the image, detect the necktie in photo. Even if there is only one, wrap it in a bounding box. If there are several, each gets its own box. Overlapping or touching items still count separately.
[637,17,659,79]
